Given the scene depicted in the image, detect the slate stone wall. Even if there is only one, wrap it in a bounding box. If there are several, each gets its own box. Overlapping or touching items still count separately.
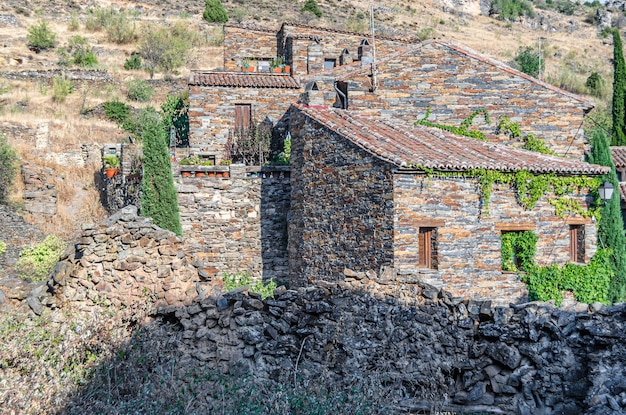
[223,26,278,72]
[176,168,290,281]
[331,42,591,161]
[161,274,626,415]
[188,85,300,160]
[393,175,597,302]
[288,108,395,284]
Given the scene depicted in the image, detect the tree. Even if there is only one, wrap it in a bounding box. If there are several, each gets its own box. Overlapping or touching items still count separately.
[161,92,189,148]
[301,0,322,17]
[138,23,193,79]
[0,134,18,204]
[27,20,57,53]
[140,108,182,236]
[611,29,626,146]
[514,46,543,78]
[587,128,626,302]
[203,0,229,23]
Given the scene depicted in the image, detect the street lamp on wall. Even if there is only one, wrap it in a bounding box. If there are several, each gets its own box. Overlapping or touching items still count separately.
[599,180,615,204]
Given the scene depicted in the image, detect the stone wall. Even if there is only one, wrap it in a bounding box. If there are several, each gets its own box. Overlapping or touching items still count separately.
[0,205,44,279]
[159,274,626,415]
[289,107,395,284]
[188,85,300,159]
[393,175,597,302]
[330,41,591,161]
[176,165,290,281]
[47,206,203,310]
[223,25,278,72]
[21,163,57,216]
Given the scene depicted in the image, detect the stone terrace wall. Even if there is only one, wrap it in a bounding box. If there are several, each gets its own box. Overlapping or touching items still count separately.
[393,175,597,302]
[223,25,278,72]
[46,206,203,310]
[177,168,290,281]
[0,205,44,279]
[160,273,626,415]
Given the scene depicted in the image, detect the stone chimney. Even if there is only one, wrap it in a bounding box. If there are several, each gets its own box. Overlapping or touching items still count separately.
[307,42,323,74]
[301,82,325,106]
[358,39,373,66]
[339,48,353,66]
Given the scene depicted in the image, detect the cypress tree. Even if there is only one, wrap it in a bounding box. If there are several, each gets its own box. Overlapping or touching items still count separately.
[587,128,626,302]
[612,29,626,146]
[140,108,182,236]
[203,0,228,23]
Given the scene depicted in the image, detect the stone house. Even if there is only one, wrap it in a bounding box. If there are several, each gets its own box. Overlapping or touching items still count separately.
[183,22,608,302]
[287,103,607,301]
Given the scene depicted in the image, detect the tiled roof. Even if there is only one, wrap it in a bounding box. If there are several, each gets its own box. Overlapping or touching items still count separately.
[293,103,609,176]
[611,146,626,168]
[280,22,419,43]
[619,183,626,203]
[224,24,277,34]
[189,71,300,89]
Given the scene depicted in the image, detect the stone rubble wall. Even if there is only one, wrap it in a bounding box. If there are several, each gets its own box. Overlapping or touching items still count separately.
[160,273,626,415]
[21,163,57,216]
[46,206,204,310]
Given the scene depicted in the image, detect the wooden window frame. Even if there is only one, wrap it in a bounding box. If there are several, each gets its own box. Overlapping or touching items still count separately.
[418,227,438,270]
[569,225,585,263]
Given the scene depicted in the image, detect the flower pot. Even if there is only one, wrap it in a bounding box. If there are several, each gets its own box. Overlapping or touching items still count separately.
[283,65,291,74]
[195,171,205,177]
[272,67,282,73]
[181,171,192,177]
[223,171,230,178]
[105,168,119,178]
[247,66,255,73]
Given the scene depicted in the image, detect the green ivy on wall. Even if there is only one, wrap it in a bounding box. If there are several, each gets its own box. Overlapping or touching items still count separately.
[501,231,537,272]
[415,108,491,141]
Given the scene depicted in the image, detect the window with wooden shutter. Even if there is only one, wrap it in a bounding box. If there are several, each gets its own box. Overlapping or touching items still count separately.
[570,225,585,263]
[418,227,438,269]
[234,104,251,134]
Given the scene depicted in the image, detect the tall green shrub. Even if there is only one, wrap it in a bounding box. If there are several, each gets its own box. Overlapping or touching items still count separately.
[514,46,543,78]
[587,128,626,302]
[140,108,182,236]
[203,0,228,23]
[0,134,18,204]
[161,93,189,148]
[612,29,626,146]
[27,20,57,52]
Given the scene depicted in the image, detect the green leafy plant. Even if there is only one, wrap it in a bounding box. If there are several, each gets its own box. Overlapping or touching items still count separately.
[68,12,80,31]
[103,154,120,169]
[490,0,535,21]
[301,0,323,17]
[179,155,201,165]
[222,272,277,300]
[124,53,142,70]
[161,92,189,148]
[59,35,98,67]
[0,134,18,204]
[0,240,6,255]
[585,72,606,98]
[203,0,229,23]
[219,159,232,166]
[523,133,554,155]
[501,231,537,272]
[514,46,543,78]
[139,23,195,79]
[27,20,57,53]
[415,107,490,140]
[52,76,73,102]
[16,235,65,282]
[126,78,154,102]
[103,100,131,126]
[273,136,291,165]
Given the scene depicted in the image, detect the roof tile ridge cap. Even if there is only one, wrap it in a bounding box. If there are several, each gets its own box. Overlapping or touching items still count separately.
[437,40,593,107]
[281,21,417,43]
[224,23,276,32]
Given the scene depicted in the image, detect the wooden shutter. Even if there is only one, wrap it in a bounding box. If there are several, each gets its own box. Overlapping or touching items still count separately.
[419,227,436,269]
[235,104,251,130]
[570,225,585,263]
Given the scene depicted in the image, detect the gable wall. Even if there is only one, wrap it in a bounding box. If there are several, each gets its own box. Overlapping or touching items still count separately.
[337,43,591,160]
[288,108,395,283]
[188,85,300,158]
[223,26,278,72]
[393,175,597,301]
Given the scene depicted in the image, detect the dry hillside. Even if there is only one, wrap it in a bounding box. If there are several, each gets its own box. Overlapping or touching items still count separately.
[0,0,616,239]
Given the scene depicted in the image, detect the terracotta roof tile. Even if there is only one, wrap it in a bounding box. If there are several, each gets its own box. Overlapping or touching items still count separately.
[293,103,609,176]
[189,71,300,89]
[611,146,626,168]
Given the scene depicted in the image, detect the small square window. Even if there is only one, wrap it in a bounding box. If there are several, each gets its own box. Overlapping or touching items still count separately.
[257,60,270,72]
[324,59,336,70]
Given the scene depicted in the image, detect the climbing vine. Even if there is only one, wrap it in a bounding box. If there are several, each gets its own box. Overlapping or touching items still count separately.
[501,231,537,272]
[496,115,554,155]
[415,108,491,140]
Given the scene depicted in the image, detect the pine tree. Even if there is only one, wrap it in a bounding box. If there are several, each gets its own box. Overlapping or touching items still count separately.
[612,29,626,146]
[588,128,626,302]
[203,0,228,23]
[140,108,182,236]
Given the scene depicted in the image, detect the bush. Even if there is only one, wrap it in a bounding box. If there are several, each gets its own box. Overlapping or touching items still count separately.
[59,35,98,67]
[105,10,136,44]
[585,71,607,97]
[203,0,228,23]
[490,0,535,21]
[126,78,154,102]
[0,134,18,204]
[52,76,73,102]
[16,235,65,282]
[301,0,323,17]
[68,12,80,31]
[0,240,6,255]
[27,20,57,53]
[514,46,543,78]
[222,272,277,300]
[139,23,195,79]
[161,92,189,148]
[124,53,142,70]
[103,100,131,126]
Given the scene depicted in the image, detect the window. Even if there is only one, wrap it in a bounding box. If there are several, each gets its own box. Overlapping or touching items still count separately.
[500,230,537,272]
[324,59,336,70]
[257,60,270,72]
[234,104,251,132]
[570,225,585,263]
[418,227,438,269]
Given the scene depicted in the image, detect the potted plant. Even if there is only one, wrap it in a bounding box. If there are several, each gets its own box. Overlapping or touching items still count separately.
[219,159,231,178]
[242,58,255,72]
[103,154,120,178]
[200,159,213,177]
[270,57,283,73]
[179,155,200,177]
